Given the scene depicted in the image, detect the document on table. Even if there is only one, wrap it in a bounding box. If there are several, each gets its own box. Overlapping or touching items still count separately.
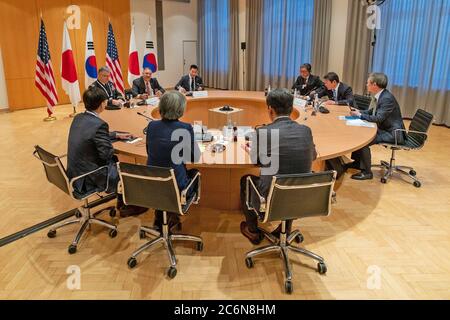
[345,119,376,128]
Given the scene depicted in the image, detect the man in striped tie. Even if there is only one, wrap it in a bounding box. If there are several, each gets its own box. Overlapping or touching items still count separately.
[90,66,125,110]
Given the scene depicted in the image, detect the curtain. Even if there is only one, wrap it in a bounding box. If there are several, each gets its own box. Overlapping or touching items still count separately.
[312,0,332,78]
[246,0,315,91]
[372,0,450,126]
[198,0,240,90]
[342,0,373,95]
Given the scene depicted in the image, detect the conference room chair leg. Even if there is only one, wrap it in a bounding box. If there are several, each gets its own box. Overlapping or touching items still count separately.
[170,234,203,245]
[140,226,161,238]
[127,211,203,279]
[258,227,279,244]
[89,218,118,232]
[245,222,327,294]
[280,247,293,287]
[129,237,165,261]
[246,244,281,261]
[47,218,81,236]
[287,246,325,264]
[373,149,422,187]
[68,219,90,254]
[287,230,303,244]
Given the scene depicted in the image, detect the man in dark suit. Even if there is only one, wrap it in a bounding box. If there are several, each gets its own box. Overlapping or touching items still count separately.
[320,72,354,107]
[90,66,125,109]
[240,89,317,245]
[146,91,201,231]
[175,64,204,93]
[67,87,147,217]
[292,63,325,98]
[131,67,165,99]
[349,73,406,180]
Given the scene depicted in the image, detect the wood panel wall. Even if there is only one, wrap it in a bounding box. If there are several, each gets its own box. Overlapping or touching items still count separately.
[0,0,131,111]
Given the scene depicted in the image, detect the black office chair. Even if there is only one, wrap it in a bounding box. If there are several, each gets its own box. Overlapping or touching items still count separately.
[372,109,434,188]
[33,146,118,254]
[244,171,337,294]
[354,94,371,111]
[117,163,203,279]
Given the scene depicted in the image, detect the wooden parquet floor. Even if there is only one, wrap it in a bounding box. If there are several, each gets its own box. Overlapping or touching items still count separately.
[0,105,449,300]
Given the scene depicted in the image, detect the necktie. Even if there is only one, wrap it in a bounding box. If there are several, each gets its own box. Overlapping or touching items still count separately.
[370,97,378,115]
[191,77,195,92]
[333,89,337,101]
[146,81,153,96]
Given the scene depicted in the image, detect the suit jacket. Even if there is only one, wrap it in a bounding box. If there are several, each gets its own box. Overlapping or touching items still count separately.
[146,119,201,191]
[360,89,406,144]
[90,80,124,107]
[131,77,165,97]
[320,82,354,106]
[250,117,317,199]
[67,112,117,194]
[175,75,204,92]
[292,75,325,97]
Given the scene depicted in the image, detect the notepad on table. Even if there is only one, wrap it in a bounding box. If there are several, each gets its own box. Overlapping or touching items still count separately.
[345,119,376,128]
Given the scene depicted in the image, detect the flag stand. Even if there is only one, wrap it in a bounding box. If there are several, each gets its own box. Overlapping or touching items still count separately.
[69,106,77,118]
[43,116,56,122]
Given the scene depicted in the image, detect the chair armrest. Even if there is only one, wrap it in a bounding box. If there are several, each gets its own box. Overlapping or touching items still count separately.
[246,176,266,212]
[180,171,201,206]
[69,165,110,194]
[393,129,428,146]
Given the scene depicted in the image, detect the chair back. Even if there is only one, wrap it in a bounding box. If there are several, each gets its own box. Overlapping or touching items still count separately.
[33,145,70,196]
[117,163,183,214]
[405,109,434,149]
[262,171,336,223]
[354,94,371,110]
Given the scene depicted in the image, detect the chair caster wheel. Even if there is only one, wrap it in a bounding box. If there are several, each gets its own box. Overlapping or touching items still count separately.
[139,230,147,239]
[381,177,388,184]
[295,234,304,244]
[285,281,293,294]
[413,181,421,188]
[109,208,116,218]
[47,230,56,238]
[409,170,417,176]
[245,257,254,269]
[196,242,204,252]
[318,262,327,275]
[75,211,82,218]
[68,245,77,255]
[109,229,118,238]
[128,257,137,269]
[167,267,177,279]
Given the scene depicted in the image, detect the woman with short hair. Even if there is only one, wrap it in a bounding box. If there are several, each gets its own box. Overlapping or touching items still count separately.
[145,91,201,231]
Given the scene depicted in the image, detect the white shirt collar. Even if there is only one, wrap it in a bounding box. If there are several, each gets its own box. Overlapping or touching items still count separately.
[335,82,340,93]
[274,116,291,122]
[374,89,384,100]
[86,110,99,118]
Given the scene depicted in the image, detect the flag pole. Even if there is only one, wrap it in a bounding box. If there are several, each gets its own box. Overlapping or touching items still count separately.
[40,11,57,122]
[67,17,77,118]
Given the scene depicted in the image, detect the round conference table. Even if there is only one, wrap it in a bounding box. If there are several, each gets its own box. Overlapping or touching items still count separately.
[101,91,376,210]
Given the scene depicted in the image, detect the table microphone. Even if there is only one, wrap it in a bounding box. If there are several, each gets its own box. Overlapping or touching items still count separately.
[137,112,153,121]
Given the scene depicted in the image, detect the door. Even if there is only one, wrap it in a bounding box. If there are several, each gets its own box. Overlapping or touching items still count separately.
[182,40,198,75]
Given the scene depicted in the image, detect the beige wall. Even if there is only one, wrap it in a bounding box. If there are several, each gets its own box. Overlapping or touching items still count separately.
[0,47,8,109]
[130,0,197,88]
[328,0,349,78]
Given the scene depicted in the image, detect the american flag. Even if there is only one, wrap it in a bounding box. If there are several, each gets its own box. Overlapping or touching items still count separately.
[106,23,124,96]
[35,19,58,116]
